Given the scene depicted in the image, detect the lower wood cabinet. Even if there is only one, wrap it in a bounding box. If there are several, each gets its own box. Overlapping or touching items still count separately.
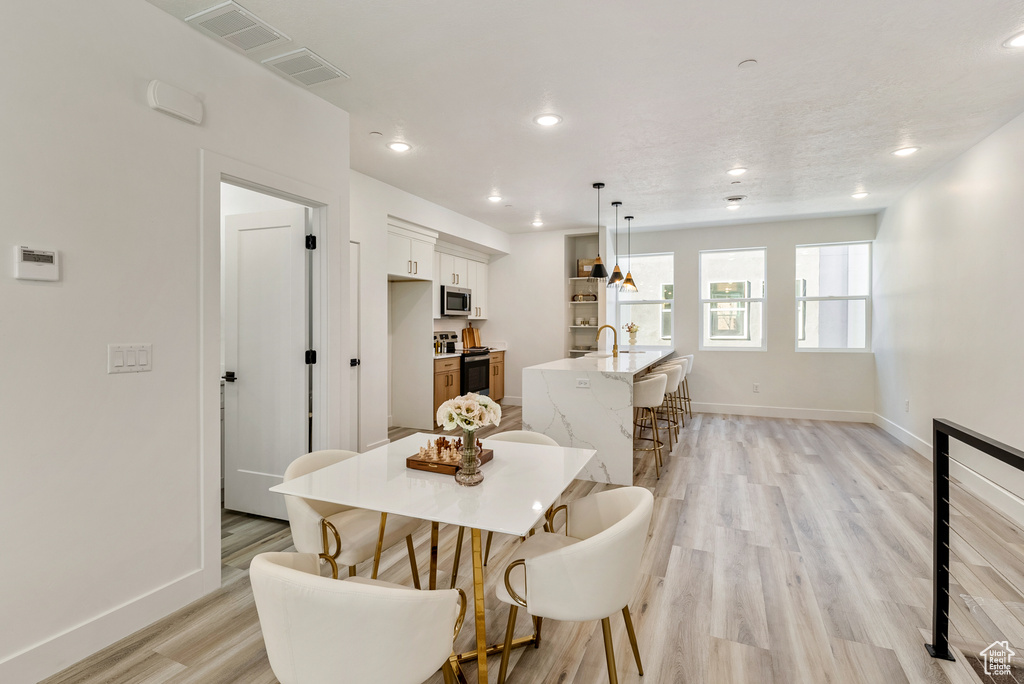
[433,357,461,417]
[489,351,505,403]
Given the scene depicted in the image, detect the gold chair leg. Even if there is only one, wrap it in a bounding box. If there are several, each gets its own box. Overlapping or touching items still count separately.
[451,525,466,589]
[372,512,387,579]
[622,606,644,675]
[497,605,518,684]
[601,616,619,684]
[406,535,421,589]
[348,565,356,577]
[533,616,543,648]
[430,521,439,590]
[648,408,660,479]
[484,530,494,566]
[442,659,455,684]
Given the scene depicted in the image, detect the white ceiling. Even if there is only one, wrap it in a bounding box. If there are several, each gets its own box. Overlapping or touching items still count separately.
[149,0,1024,234]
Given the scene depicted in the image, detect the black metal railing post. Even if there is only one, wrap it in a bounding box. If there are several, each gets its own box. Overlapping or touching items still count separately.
[925,423,954,660]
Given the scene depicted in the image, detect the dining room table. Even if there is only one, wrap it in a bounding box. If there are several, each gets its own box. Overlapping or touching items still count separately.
[269,432,596,684]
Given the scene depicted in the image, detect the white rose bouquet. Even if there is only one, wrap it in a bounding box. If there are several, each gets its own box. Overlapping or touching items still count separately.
[436,392,502,432]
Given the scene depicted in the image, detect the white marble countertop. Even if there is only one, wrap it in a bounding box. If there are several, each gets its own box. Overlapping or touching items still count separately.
[525,348,674,375]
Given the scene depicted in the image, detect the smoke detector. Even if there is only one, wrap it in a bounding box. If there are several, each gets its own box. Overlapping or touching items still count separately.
[262,49,350,87]
[185,2,290,53]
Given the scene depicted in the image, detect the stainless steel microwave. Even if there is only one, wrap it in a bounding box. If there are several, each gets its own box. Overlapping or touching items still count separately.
[441,286,472,316]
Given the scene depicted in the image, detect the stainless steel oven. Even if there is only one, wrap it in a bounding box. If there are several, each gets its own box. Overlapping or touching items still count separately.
[441,286,471,316]
[460,348,490,396]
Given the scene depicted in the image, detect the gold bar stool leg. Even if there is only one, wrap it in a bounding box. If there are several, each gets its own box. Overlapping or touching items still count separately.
[451,526,465,589]
[649,408,661,479]
[533,616,543,648]
[406,535,421,589]
[622,606,644,675]
[470,529,488,683]
[497,605,518,684]
[484,530,494,566]
[371,512,387,579]
[430,521,439,590]
[601,616,619,684]
[348,565,356,577]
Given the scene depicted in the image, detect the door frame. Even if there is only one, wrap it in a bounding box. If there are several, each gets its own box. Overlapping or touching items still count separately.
[200,150,348,594]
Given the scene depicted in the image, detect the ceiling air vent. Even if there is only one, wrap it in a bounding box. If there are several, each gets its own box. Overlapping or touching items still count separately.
[262,49,350,87]
[185,1,290,53]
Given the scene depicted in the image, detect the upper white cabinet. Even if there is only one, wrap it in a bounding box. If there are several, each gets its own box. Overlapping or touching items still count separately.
[468,260,488,320]
[434,242,490,320]
[387,223,436,281]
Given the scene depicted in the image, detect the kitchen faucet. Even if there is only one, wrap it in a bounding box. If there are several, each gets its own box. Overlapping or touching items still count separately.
[596,325,618,358]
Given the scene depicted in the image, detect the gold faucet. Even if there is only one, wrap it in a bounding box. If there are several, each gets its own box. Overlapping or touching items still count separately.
[596,325,618,357]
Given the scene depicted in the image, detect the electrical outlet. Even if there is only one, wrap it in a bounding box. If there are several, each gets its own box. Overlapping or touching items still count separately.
[576,377,591,389]
[753,382,760,393]
[904,399,910,412]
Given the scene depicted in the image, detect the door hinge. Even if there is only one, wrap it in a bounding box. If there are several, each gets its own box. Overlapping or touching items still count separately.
[350,358,361,367]
[305,235,317,250]
[305,350,317,364]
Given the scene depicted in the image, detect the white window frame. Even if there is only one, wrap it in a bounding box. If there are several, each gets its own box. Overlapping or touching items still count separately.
[794,240,872,353]
[614,252,674,347]
[699,247,767,351]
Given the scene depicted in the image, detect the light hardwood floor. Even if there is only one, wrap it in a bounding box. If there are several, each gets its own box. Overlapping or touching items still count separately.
[44,409,1024,683]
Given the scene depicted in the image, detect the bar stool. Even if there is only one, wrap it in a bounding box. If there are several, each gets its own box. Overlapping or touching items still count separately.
[647,364,683,452]
[681,354,694,417]
[659,357,690,420]
[633,373,668,479]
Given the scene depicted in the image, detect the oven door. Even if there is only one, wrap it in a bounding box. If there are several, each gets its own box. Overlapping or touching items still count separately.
[460,354,490,396]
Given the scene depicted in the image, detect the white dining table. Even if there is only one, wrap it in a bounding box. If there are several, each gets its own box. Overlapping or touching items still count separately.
[269,432,596,684]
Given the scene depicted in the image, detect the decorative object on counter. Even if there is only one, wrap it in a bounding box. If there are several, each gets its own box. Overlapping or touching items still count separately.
[623,321,639,345]
[587,183,610,282]
[607,200,624,288]
[576,258,598,278]
[436,392,502,486]
[621,216,638,293]
[572,293,598,301]
[406,435,494,475]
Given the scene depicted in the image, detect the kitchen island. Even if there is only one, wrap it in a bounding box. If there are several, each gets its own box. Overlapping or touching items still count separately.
[522,348,675,485]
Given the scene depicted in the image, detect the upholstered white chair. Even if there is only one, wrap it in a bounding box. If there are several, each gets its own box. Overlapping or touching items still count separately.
[633,373,668,479]
[450,430,561,582]
[647,363,684,450]
[283,450,423,584]
[494,487,655,684]
[250,552,465,684]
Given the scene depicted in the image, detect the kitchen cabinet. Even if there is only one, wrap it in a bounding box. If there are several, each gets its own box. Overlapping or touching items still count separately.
[489,351,504,403]
[438,252,469,287]
[433,357,461,416]
[468,260,488,320]
[388,231,434,280]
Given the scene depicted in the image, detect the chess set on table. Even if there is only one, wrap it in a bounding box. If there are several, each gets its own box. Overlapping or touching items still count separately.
[406,435,494,476]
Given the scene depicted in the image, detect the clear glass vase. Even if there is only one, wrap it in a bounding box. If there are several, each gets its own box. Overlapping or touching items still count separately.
[455,428,484,486]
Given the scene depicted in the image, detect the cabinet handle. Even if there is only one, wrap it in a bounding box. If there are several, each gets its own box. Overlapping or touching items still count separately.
[408,260,412,274]
[413,261,418,274]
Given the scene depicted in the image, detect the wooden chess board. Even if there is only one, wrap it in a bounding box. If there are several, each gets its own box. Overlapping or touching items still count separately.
[406,435,493,476]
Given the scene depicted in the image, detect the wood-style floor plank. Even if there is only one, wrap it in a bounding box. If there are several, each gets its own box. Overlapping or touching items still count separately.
[45,410,1019,684]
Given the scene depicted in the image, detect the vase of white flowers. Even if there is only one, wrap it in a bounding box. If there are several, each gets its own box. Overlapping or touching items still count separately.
[623,321,639,345]
[436,392,502,486]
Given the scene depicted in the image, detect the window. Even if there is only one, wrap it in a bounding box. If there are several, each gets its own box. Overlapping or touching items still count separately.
[795,242,871,351]
[615,253,673,346]
[699,248,766,350]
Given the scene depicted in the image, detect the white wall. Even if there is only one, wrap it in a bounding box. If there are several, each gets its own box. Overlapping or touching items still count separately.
[494,216,878,416]
[350,171,507,446]
[0,2,350,681]
[874,108,1024,521]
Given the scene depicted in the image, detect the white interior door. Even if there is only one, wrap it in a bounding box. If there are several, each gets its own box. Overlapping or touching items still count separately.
[349,241,360,450]
[224,207,309,519]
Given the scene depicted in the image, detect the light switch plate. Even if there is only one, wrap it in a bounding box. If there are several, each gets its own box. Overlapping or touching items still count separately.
[108,344,152,374]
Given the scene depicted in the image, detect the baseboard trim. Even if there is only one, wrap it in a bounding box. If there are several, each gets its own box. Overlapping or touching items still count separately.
[0,570,206,684]
[501,396,522,406]
[693,402,872,423]
[872,413,932,458]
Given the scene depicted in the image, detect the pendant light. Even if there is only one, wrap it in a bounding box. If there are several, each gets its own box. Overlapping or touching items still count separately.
[620,215,638,293]
[588,183,609,282]
[607,201,624,288]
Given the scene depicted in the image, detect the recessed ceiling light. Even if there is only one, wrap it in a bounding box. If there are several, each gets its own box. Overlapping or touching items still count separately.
[534,114,562,126]
[728,168,747,176]
[852,191,869,199]
[488,195,502,202]
[1003,31,1024,48]
[727,204,740,211]
[892,147,919,157]
[387,141,411,152]
[532,220,544,227]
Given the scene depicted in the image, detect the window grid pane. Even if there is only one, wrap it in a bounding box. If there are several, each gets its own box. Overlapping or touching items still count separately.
[699,248,766,350]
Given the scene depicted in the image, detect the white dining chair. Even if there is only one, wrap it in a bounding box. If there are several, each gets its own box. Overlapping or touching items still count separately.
[283,450,423,584]
[250,551,466,684]
[494,486,655,684]
[450,430,560,585]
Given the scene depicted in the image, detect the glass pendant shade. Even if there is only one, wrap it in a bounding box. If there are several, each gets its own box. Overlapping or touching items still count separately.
[608,264,624,286]
[622,215,639,295]
[607,200,624,288]
[621,272,638,292]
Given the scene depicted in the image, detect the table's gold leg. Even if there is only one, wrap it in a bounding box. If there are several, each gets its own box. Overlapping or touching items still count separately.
[471,528,487,683]
[429,521,439,590]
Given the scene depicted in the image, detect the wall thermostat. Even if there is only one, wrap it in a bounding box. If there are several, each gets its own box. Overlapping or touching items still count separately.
[14,246,60,281]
